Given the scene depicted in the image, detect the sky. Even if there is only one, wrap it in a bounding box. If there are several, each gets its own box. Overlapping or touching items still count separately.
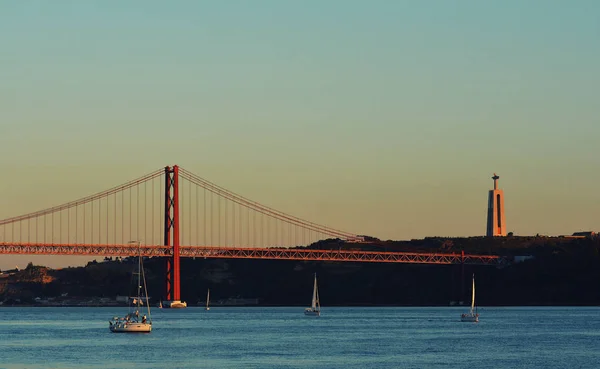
[1,0,599,269]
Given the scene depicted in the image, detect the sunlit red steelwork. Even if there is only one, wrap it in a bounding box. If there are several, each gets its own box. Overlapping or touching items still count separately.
[0,242,504,265]
[163,165,180,302]
[0,165,506,303]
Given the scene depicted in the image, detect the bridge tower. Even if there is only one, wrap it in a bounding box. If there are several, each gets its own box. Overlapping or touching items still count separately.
[163,165,186,308]
[486,173,507,237]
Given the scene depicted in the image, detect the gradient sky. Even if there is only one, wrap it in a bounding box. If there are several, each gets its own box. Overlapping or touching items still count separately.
[1,0,599,269]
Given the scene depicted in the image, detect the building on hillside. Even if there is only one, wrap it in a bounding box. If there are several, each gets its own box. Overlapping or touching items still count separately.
[571,231,597,238]
[514,255,535,263]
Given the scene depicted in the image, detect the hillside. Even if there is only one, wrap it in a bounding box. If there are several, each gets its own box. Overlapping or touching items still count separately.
[2,236,600,306]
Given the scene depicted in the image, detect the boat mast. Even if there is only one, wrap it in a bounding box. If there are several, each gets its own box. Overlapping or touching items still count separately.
[206,289,210,309]
[131,240,152,321]
[140,244,152,321]
[316,282,320,311]
[137,243,142,311]
[471,274,475,313]
[312,273,318,309]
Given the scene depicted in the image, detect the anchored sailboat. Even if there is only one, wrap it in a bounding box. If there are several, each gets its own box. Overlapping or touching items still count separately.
[304,273,321,316]
[109,242,152,332]
[460,274,479,322]
[205,289,210,311]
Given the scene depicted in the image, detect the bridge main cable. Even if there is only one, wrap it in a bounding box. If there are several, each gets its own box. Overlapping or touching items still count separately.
[0,168,164,226]
[178,167,357,240]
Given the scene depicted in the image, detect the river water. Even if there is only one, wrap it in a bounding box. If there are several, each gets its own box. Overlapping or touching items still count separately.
[1,306,599,368]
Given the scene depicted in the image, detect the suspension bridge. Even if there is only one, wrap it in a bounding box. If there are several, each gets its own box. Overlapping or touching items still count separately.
[0,165,502,306]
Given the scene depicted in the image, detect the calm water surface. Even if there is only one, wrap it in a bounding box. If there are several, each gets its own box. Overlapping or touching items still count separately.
[1,307,599,368]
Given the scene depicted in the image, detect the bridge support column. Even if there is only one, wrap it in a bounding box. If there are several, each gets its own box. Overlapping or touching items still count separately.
[163,165,185,308]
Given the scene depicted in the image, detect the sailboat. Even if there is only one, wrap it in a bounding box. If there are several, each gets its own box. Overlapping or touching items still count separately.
[460,274,479,322]
[109,243,152,333]
[304,273,321,316]
[205,289,210,311]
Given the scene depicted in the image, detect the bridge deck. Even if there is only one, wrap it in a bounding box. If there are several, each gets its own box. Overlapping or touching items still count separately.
[0,243,504,265]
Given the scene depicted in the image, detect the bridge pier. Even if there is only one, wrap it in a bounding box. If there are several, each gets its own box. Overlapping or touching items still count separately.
[163,165,186,308]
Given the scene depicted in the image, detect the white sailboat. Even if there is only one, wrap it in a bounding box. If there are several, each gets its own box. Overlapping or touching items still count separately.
[205,289,210,311]
[304,273,321,316]
[460,274,479,322]
[109,243,152,333]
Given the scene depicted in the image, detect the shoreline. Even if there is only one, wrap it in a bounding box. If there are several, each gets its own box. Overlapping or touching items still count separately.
[2,303,599,308]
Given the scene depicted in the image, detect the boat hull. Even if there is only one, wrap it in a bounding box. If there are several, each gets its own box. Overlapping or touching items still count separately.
[460,313,479,322]
[162,300,187,309]
[109,322,152,333]
[304,309,320,317]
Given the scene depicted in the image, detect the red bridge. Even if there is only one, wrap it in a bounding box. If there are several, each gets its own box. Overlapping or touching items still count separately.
[0,165,502,304]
